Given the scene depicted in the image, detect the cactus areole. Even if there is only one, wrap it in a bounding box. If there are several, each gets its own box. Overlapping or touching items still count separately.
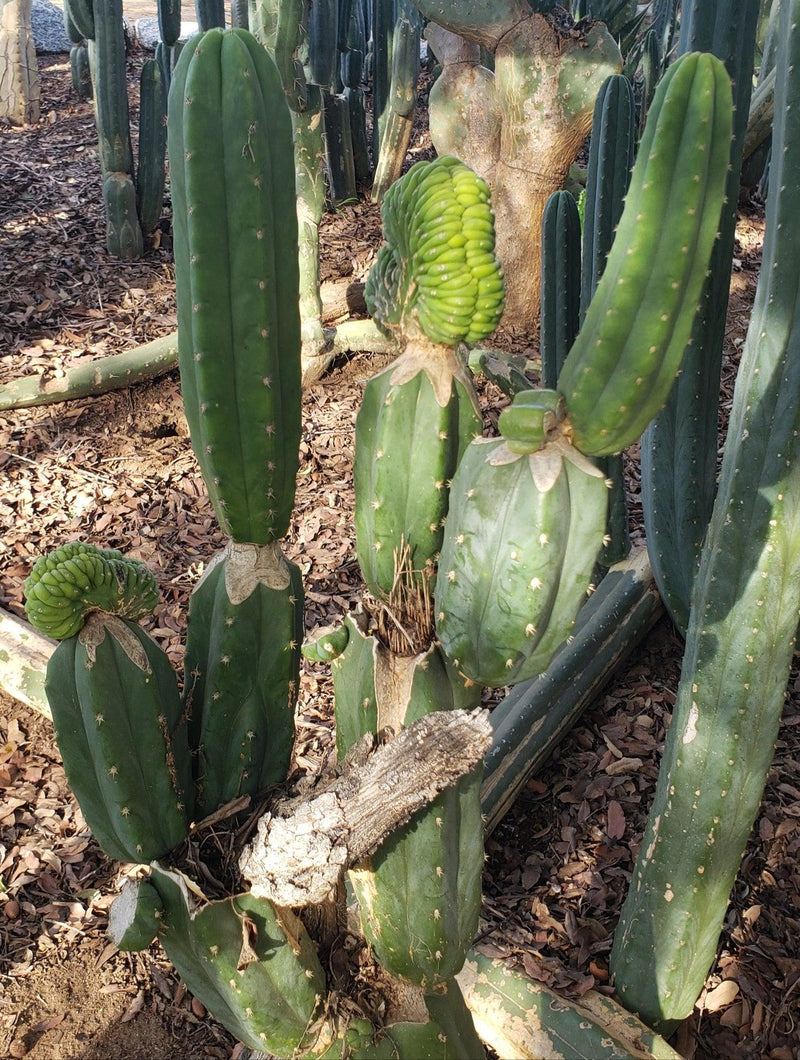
[168,29,302,545]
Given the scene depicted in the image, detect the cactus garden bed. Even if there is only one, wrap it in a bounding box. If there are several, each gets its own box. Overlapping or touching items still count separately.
[1,42,799,1060]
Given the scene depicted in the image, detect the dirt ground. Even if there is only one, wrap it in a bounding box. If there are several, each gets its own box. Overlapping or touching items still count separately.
[1,38,799,1060]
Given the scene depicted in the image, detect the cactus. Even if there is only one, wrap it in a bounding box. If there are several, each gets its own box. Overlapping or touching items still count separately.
[136,59,167,236]
[435,391,610,688]
[157,0,182,46]
[183,542,303,820]
[150,864,326,1055]
[372,0,423,202]
[64,0,94,41]
[195,0,225,29]
[610,0,800,1027]
[640,0,761,633]
[107,877,164,952]
[69,44,92,98]
[557,52,733,456]
[25,546,192,864]
[539,190,580,391]
[168,27,302,546]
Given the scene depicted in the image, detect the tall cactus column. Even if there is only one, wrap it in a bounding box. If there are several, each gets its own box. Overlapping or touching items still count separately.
[611,0,800,1028]
[168,28,304,821]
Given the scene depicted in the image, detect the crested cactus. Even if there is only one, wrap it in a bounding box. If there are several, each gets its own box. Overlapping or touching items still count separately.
[357,156,503,600]
[435,391,610,687]
[24,544,192,865]
[611,0,800,1026]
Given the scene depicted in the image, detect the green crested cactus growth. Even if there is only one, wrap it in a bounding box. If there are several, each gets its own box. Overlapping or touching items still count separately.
[357,155,503,600]
[24,544,192,864]
[435,391,610,687]
[25,541,158,640]
[557,52,733,455]
[611,0,800,1027]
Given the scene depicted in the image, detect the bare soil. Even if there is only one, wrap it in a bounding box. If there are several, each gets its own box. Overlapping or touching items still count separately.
[1,42,798,1060]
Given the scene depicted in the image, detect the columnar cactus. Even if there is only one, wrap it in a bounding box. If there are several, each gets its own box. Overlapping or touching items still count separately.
[611,0,800,1026]
[168,28,304,819]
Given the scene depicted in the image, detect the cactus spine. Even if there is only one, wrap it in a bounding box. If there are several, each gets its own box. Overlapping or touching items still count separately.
[611,0,800,1026]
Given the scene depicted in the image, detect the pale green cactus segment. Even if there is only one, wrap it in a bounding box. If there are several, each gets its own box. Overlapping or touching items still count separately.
[24,541,158,640]
[302,620,350,664]
[150,864,326,1055]
[343,640,484,986]
[354,344,482,600]
[183,543,303,820]
[331,613,379,757]
[365,155,505,346]
[435,427,609,687]
[107,877,164,952]
[557,52,733,456]
[168,28,301,544]
[44,615,192,864]
[497,389,563,455]
[356,980,486,1057]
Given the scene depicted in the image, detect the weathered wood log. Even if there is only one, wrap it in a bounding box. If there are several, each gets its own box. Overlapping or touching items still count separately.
[239,707,492,906]
[0,609,54,719]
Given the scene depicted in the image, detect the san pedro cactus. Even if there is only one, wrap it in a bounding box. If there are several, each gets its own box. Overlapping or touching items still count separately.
[539,189,580,391]
[557,52,733,455]
[168,27,302,546]
[435,390,609,687]
[24,544,192,864]
[357,156,503,600]
[611,0,800,1027]
[136,59,167,237]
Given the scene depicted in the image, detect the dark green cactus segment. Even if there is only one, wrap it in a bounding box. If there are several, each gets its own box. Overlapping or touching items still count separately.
[322,90,357,206]
[64,0,94,41]
[556,52,733,456]
[371,0,422,203]
[230,0,250,28]
[103,173,144,260]
[354,345,482,601]
[195,0,225,29]
[93,0,134,175]
[168,29,302,544]
[611,0,800,1026]
[540,191,581,391]
[435,433,609,687]
[107,878,163,952]
[183,543,303,820]
[150,864,326,1055]
[346,642,484,986]
[497,389,563,455]
[44,615,192,864]
[25,541,158,640]
[364,155,505,347]
[641,0,761,634]
[136,59,167,236]
[157,0,182,46]
[69,44,92,98]
[307,0,338,89]
[63,4,83,44]
[580,74,635,321]
[331,614,379,757]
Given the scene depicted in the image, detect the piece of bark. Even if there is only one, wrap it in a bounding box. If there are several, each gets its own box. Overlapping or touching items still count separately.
[239,708,491,907]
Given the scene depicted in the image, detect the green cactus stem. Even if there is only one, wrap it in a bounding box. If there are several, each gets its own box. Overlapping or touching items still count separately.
[107,877,164,952]
[64,0,94,41]
[640,2,760,634]
[195,0,225,29]
[333,619,484,987]
[183,541,303,821]
[322,90,357,205]
[41,612,191,864]
[307,0,338,90]
[136,58,167,236]
[168,28,302,545]
[157,0,182,46]
[372,0,422,203]
[150,864,326,1056]
[354,342,483,601]
[435,391,610,688]
[610,0,800,1026]
[69,43,92,99]
[539,189,581,391]
[557,52,733,457]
